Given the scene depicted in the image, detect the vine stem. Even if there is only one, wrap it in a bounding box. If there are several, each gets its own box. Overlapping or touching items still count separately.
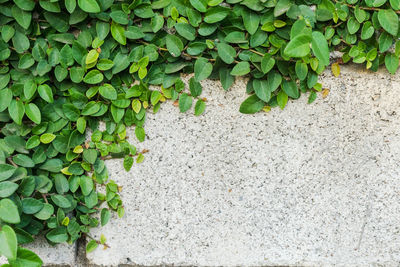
[42,194,48,204]
[333,0,400,14]
[7,157,17,167]
[85,233,111,249]
[138,40,237,63]
[101,149,150,161]
[79,201,100,210]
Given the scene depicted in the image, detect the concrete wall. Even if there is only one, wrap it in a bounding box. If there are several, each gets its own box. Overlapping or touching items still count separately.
[7,65,400,266]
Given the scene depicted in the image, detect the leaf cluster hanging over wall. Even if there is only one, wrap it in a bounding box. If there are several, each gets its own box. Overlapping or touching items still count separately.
[0,0,399,264]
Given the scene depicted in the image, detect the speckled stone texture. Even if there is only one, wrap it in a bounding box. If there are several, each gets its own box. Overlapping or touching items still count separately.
[0,236,76,266]
[85,64,400,266]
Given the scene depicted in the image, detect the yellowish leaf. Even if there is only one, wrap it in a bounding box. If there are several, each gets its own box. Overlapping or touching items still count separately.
[322,89,330,98]
[331,62,340,77]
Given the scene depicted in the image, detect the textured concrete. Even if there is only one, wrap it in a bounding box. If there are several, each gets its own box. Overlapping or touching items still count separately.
[85,65,400,266]
[0,236,76,266]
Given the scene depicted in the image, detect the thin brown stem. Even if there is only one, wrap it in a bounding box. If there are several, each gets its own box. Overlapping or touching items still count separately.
[7,157,17,167]
[333,0,400,14]
[85,234,111,249]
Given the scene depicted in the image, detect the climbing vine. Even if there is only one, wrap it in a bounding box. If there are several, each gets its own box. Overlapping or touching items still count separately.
[0,0,399,265]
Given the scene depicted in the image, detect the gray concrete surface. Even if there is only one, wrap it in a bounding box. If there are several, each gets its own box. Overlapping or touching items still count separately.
[84,65,400,266]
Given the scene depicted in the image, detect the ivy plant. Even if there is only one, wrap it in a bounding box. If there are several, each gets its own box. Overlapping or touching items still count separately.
[0,0,399,265]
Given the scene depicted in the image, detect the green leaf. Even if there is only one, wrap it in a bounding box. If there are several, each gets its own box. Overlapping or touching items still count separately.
[0,181,19,198]
[83,70,103,84]
[123,155,133,171]
[34,203,54,220]
[76,117,86,134]
[97,59,114,70]
[230,61,251,76]
[311,31,330,66]
[131,99,141,113]
[284,34,311,57]
[242,9,260,35]
[391,0,400,9]
[77,0,100,13]
[175,23,196,41]
[83,149,97,164]
[385,53,399,74]
[18,54,35,69]
[63,103,80,121]
[282,80,299,99]
[13,154,35,168]
[166,35,184,57]
[12,31,30,53]
[37,84,54,103]
[361,21,375,40]
[194,99,205,116]
[111,21,126,45]
[101,208,110,226]
[8,248,43,267]
[277,90,288,109]
[12,6,32,29]
[51,195,71,208]
[261,54,275,74]
[40,133,56,144]
[189,77,202,97]
[135,126,145,142]
[347,17,360,34]
[190,0,207,12]
[151,91,162,105]
[86,240,98,253]
[0,225,17,261]
[80,175,93,196]
[151,15,164,32]
[24,80,37,100]
[85,50,99,65]
[0,88,12,112]
[179,93,193,113]
[219,67,235,90]
[0,74,10,91]
[54,174,69,194]
[46,227,68,243]
[253,79,271,102]
[239,95,264,114]
[22,198,44,214]
[99,84,117,100]
[14,0,35,11]
[65,0,76,13]
[308,90,317,104]
[274,0,293,17]
[25,103,41,124]
[194,57,213,81]
[204,6,229,23]
[0,164,17,181]
[378,9,399,36]
[9,99,25,125]
[295,61,308,81]
[40,159,63,172]
[0,199,20,224]
[216,43,236,64]
[125,26,145,39]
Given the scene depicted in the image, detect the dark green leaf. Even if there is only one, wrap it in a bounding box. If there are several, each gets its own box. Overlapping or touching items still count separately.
[179,93,193,113]
[239,94,264,114]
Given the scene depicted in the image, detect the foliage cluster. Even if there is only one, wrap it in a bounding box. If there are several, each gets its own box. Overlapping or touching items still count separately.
[0,0,399,265]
